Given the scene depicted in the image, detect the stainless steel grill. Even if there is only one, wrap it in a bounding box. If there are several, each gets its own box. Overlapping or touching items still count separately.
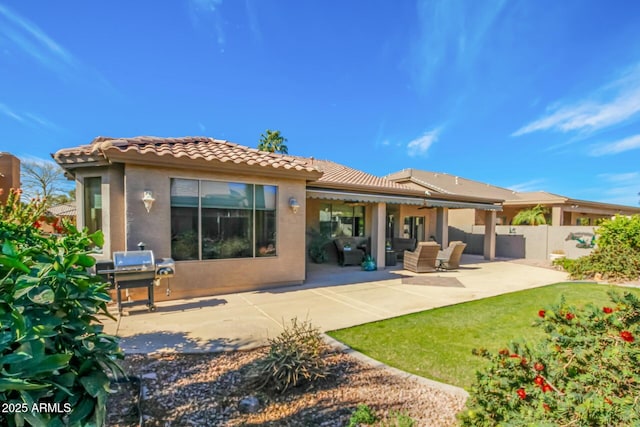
[98,250,175,314]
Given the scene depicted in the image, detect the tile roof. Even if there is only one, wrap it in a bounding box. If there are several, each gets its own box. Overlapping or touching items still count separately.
[386,168,640,211]
[53,136,320,173]
[385,168,518,199]
[46,202,77,217]
[304,159,417,193]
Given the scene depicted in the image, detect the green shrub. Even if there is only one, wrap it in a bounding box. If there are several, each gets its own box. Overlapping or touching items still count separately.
[380,411,416,427]
[596,214,640,250]
[249,318,329,393]
[0,189,122,427]
[459,291,640,426]
[348,404,378,426]
[307,228,330,263]
[558,245,640,281]
[554,215,640,282]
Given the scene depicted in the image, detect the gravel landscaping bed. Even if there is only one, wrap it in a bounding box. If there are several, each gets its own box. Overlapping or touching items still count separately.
[107,347,467,426]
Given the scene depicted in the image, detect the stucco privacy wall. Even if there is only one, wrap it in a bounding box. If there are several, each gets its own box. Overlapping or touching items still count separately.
[123,164,308,300]
[450,224,596,259]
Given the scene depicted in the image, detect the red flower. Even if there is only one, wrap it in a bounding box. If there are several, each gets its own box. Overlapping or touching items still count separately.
[603,307,613,314]
[534,376,545,387]
[620,331,634,343]
[542,384,552,393]
[566,312,575,320]
[543,403,551,412]
[516,388,527,399]
[605,397,613,405]
[534,362,545,371]
[510,354,520,359]
[538,310,546,318]
[499,348,509,356]
[33,221,41,229]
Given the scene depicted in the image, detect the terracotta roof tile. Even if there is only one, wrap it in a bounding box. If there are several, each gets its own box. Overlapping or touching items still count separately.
[53,136,319,173]
[301,159,415,192]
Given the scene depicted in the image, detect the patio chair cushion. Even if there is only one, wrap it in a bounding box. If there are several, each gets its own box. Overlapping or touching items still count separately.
[437,241,467,270]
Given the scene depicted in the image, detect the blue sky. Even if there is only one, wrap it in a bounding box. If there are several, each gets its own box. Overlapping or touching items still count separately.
[1,0,639,206]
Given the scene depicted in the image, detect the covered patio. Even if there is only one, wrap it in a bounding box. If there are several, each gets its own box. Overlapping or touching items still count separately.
[303,159,504,269]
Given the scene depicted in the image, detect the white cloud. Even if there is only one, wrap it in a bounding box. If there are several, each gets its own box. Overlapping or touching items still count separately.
[0,4,115,92]
[188,0,226,50]
[597,172,640,182]
[507,179,545,193]
[0,103,25,122]
[589,134,640,156]
[589,171,640,206]
[513,64,640,136]
[407,129,440,157]
[0,102,60,131]
[0,4,76,77]
[413,0,506,90]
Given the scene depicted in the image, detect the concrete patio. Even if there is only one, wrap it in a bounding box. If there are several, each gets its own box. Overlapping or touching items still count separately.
[103,255,568,354]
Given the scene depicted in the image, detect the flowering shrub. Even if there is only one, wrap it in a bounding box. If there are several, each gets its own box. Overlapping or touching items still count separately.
[0,189,122,426]
[459,291,640,426]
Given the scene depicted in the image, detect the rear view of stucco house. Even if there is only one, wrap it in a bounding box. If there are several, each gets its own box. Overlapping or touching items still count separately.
[53,136,503,301]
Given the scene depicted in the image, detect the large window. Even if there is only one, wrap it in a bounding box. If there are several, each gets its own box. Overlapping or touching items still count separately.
[83,177,102,235]
[170,178,277,261]
[318,202,365,238]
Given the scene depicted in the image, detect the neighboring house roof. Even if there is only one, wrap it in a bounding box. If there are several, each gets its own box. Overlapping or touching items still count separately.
[385,168,517,199]
[54,136,321,175]
[386,168,640,214]
[47,202,77,217]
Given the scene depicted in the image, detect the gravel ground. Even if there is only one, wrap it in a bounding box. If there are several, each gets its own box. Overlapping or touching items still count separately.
[106,347,467,426]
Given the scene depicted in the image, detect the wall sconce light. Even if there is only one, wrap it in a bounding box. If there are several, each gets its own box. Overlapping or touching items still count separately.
[142,190,155,213]
[289,197,300,214]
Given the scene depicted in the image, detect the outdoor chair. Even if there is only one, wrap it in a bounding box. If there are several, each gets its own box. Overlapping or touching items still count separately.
[403,241,440,273]
[437,241,467,270]
[334,237,369,266]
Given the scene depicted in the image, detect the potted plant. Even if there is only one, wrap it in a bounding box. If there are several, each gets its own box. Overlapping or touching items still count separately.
[549,249,566,261]
[361,255,377,271]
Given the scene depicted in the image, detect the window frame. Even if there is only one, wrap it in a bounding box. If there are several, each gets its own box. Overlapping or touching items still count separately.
[170,177,278,261]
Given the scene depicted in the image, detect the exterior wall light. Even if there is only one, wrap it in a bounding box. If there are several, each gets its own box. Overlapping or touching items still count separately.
[289,197,300,214]
[142,190,155,213]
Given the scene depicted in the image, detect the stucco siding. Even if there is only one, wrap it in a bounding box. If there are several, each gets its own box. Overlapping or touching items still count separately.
[123,164,307,300]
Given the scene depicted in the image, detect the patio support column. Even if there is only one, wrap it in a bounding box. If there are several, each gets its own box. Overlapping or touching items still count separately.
[372,202,386,269]
[435,207,449,248]
[552,206,563,226]
[484,210,496,260]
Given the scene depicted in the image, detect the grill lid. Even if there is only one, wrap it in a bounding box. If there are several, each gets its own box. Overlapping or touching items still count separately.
[113,250,155,272]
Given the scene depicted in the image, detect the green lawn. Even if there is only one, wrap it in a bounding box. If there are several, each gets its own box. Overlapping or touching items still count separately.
[327,283,640,390]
